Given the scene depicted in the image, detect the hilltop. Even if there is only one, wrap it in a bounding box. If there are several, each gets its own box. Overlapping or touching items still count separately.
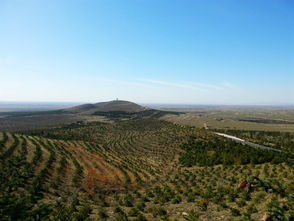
[65,100,148,114]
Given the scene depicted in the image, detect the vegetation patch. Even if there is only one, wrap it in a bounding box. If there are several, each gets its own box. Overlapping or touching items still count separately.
[0,117,293,220]
[179,134,293,166]
[238,118,294,124]
[92,109,183,120]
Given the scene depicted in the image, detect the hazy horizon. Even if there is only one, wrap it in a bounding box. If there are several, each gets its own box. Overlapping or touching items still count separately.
[1,0,293,105]
[1,100,294,108]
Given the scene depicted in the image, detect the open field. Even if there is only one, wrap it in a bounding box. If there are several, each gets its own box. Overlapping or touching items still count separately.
[160,107,294,132]
[0,112,111,132]
[0,102,80,113]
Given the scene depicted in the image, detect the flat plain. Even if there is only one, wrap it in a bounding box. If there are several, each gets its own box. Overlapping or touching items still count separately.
[160,106,294,132]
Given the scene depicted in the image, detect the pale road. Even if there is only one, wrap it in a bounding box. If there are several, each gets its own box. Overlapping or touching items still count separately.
[215,132,282,152]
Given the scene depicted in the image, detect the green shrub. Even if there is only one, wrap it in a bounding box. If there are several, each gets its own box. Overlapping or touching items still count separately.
[134,213,148,221]
[196,198,208,211]
[150,206,167,217]
[97,207,108,219]
[135,202,146,211]
[230,207,241,216]
[172,196,182,204]
[128,207,139,217]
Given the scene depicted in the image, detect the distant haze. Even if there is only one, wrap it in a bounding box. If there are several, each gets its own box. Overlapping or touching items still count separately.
[0,102,81,112]
[1,101,294,114]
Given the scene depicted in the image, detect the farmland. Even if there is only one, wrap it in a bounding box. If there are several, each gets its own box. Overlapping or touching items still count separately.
[0,119,294,220]
[0,101,293,220]
[3,0,293,219]
[160,107,294,132]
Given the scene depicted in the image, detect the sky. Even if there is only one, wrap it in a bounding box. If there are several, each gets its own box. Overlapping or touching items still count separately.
[0,0,293,105]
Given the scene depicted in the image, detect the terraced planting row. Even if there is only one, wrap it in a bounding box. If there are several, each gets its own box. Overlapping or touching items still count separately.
[82,163,293,221]
[0,121,193,219]
[1,120,293,220]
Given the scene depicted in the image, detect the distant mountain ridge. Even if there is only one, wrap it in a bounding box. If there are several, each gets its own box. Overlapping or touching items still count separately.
[64,100,148,114]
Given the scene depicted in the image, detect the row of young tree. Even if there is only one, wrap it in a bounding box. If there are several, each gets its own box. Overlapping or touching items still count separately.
[0,134,93,221]
[23,118,174,142]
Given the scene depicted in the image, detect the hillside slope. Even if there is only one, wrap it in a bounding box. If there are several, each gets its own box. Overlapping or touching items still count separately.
[0,100,146,131]
[1,119,293,220]
[0,100,181,131]
[65,100,148,114]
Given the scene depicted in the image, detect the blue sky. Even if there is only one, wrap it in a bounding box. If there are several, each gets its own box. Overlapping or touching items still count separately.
[0,0,293,104]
